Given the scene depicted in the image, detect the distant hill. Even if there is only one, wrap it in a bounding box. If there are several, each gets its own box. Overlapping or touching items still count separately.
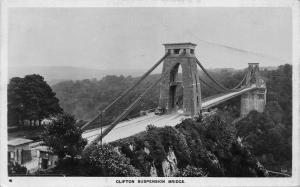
[8,66,146,85]
[8,65,278,85]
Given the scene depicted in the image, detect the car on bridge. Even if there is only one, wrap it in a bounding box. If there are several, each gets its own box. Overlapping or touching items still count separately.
[154,107,166,115]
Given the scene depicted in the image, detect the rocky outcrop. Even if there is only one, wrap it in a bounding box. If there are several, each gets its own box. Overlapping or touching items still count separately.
[162,148,178,177]
[149,162,158,177]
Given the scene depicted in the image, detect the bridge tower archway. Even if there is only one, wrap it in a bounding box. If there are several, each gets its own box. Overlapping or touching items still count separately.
[158,43,201,116]
[168,63,183,110]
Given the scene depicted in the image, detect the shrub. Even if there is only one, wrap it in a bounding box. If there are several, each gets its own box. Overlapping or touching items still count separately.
[83,144,140,176]
[42,113,87,159]
[175,165,206,177]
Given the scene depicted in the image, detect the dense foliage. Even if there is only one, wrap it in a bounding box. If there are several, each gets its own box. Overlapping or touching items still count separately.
[43,114,268,177]
[42,113,87,159]
[175,165,207,177]
[8,74,62,127]
[264,64,292,132]
[39,144,141,176]
[82,144,141,176]
[109,115,268,177]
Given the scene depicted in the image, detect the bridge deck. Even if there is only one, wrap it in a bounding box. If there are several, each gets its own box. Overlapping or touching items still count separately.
[82,86,259,144]
[202,86,257,109]
[82,112,188,144]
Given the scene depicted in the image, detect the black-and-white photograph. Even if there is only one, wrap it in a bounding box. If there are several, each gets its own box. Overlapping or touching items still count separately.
[1,0,299,186]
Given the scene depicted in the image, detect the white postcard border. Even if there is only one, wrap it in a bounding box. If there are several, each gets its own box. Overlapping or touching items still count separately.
[0,0,299,187]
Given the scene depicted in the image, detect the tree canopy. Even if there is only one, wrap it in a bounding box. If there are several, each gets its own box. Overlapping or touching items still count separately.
[82,144,141,176]
[8,74,63,126]
[42,113,87,159]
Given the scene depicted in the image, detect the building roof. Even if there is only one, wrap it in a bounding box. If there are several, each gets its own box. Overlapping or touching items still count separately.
[29,141,44,148]
[8,138,33,146]
[163,42,197,46]
[163,42,197,50]
[31,145,51,152]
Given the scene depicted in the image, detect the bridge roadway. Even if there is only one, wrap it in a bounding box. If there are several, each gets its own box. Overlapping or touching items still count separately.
[82,86,258,144]
[82,112,188,144]
[202,85,257,109]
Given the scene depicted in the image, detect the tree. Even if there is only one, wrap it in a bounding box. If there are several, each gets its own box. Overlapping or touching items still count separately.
[8,74,63,126]
[42,113,87,159]
[7,77,26,126]
[236,109,291,171]
[82,144,140,176]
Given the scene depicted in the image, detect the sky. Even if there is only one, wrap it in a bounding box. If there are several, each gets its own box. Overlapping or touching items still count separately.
[8,7,292,72]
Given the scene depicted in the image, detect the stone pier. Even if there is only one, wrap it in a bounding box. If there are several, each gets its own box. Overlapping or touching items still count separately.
[240,63,267,117]
[240,88,267,117]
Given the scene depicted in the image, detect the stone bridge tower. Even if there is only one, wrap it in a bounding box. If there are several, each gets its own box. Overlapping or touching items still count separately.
[241,63,267,117]
[246,63,260,86]
[158,43,201,116]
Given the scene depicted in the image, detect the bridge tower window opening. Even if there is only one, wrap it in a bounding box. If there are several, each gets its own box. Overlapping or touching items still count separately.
[174,49,180,54]
[190,49,194,54]
[178,64,182,75]
[176,64,183,109]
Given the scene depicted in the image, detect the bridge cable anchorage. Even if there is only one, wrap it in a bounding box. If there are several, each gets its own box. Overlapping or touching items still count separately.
[81,52,170,130]
[86,75,164,148]
[195,57,248,92]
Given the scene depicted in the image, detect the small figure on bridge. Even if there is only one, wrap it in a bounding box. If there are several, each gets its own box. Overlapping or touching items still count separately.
[196,110,203,122]
[175,101,180,112]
